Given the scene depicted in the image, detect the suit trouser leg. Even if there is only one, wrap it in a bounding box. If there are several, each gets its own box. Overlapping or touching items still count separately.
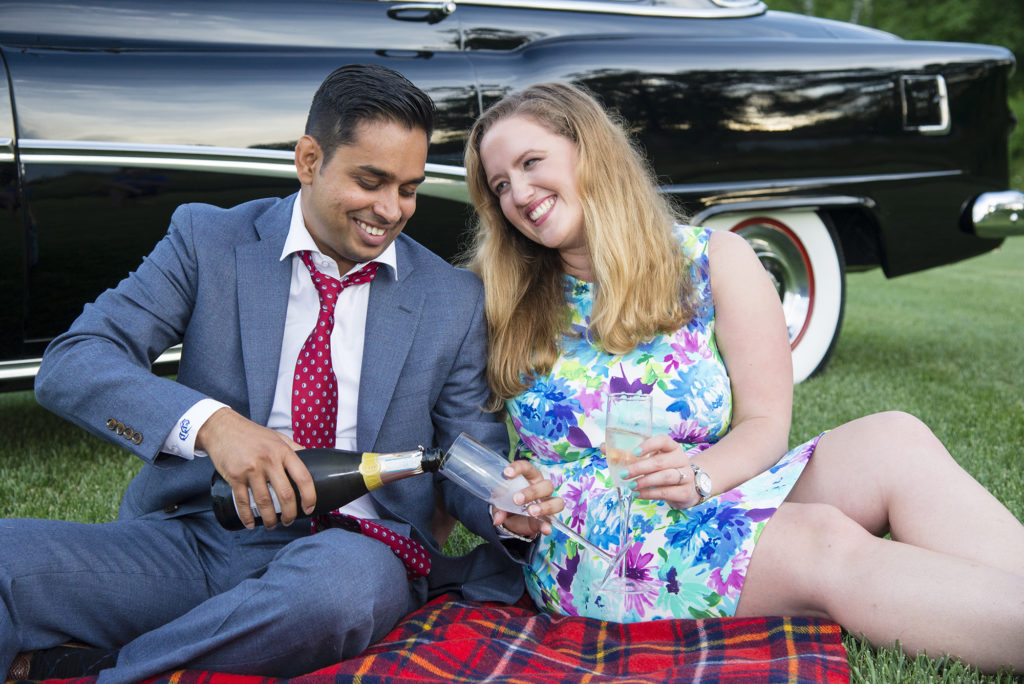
[99,525,420,684]
[0,515,231,675]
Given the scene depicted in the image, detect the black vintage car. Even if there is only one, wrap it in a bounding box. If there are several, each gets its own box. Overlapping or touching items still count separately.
[1,0,1021,390]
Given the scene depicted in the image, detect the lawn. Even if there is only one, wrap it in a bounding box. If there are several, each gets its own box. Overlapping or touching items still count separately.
[1,236,1022,682]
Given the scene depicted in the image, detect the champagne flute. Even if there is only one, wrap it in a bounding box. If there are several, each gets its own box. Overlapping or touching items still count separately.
[441,433,615,563]
[600,392,660,593]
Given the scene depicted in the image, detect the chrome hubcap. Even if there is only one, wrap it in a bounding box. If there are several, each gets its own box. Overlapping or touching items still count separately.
[734,222,812,346]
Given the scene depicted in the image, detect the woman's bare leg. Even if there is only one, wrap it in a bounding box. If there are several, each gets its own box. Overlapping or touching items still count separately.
[736,503,1024,673]
[787,411,1024,576]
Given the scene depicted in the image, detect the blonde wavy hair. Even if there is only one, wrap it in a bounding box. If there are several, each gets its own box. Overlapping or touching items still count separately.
[462,82,695,406]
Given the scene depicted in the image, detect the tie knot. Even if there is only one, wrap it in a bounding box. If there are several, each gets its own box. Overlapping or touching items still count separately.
[298,251,379,303]
[341,261,380,289]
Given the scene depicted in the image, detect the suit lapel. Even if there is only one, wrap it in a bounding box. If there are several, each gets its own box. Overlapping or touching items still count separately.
[358,237,424,449]
[236,196,294,425]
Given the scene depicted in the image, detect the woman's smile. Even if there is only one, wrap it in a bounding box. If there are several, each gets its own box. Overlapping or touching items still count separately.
[527,196,556,224]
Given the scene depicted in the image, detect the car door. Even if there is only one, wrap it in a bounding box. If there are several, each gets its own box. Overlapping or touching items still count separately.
[0,0,476,368]
[0,55,24,367]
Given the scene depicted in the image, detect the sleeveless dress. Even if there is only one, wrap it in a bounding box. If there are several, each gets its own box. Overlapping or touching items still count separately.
[506,225,820,623]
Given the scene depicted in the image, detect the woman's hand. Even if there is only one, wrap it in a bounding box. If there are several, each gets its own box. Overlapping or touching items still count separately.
[490,460,563,538]
[620,433,704,509]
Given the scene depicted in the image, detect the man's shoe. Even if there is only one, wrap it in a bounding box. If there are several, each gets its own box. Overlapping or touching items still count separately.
[6,642,118,681]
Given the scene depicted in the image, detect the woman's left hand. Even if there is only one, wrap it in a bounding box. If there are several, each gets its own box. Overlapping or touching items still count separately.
[490,459,563,538]
[622,433,703,509]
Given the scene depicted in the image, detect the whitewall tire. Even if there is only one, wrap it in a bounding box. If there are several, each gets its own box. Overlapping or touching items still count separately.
[699,210,846,383]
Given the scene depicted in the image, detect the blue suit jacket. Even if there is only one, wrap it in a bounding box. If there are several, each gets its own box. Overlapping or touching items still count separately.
[35,193,524,602]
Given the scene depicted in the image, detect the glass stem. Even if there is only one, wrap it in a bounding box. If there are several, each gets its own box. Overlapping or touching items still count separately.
[598,487,631,588]
[542,515,615,563]
[619,491,633,580]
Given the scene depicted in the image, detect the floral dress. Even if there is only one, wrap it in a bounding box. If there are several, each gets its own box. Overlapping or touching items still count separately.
[507,225,820,623]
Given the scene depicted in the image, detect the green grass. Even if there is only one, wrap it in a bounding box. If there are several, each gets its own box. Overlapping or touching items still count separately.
[2,238,1023,681]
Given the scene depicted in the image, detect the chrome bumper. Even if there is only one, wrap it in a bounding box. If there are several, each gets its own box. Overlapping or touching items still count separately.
[970,190,1024,239]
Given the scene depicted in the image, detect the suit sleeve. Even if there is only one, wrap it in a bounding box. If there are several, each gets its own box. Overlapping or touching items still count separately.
[429,275,537,562]
[34,205,210,463]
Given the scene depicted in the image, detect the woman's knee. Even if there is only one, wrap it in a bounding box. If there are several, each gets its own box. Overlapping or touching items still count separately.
[739,503,871,616]
[813,410,950,485]
[866,410,936,440]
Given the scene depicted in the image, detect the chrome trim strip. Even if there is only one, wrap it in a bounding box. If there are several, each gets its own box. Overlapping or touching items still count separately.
[661,169,961,198]
[0,346,183,383]
[0,358,43,382]
[19,138,297,177]
[388,0,766,19]
[17,139,468,201]
[970,190,1024,239]
[690,195,872,225]
[0,137,12,162]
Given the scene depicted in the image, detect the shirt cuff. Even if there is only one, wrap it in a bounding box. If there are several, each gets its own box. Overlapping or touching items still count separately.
[160,398,229,459]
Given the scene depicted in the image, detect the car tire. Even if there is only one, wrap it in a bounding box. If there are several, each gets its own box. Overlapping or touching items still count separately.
[699,210,846,383]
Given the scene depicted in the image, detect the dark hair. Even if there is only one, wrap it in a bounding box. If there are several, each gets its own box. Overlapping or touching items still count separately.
[305,64,435,162]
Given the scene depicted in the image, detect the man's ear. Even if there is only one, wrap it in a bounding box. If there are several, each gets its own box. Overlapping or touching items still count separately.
[294,135,322,185]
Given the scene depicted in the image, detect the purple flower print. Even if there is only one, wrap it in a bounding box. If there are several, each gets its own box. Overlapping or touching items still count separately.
[556,551,581,595]
[562,474,595,531]
[621,542,659,617]
[672,332,706,360]
[576,387,605,415]
[608,375,653,395]
[608,364,654,396]
[664,353,680,374]
[708,549,750,598]
[669,420,712,445]
[567,426,592,448]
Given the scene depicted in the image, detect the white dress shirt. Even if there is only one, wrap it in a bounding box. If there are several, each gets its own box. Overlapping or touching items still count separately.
[162,192,397,519]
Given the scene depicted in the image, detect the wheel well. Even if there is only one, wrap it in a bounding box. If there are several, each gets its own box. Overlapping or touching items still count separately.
[824,206,882,271]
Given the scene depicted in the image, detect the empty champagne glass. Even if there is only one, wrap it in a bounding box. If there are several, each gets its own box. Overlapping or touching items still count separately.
[441,433,614,563]
[600,392,661,593]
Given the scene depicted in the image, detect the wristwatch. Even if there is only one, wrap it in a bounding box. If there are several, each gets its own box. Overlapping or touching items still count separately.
[690,464,712,504]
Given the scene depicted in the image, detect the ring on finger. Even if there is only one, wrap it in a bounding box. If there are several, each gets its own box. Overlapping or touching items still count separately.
[677,468,688,485]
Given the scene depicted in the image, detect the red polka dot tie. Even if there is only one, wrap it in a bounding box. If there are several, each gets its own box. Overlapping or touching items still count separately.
[312,512,431,580]
[292,251,378,448]
[295,251,431,580]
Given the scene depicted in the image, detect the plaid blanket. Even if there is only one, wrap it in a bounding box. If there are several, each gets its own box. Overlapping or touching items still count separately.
[22,594,849,684]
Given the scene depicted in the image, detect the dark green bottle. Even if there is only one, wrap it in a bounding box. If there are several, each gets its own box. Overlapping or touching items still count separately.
[210,446,446,530]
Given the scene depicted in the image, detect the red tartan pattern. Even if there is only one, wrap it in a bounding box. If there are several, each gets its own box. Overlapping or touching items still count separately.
[24,594,848,684]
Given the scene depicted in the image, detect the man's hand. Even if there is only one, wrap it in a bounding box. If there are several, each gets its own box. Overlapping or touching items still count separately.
[490,460,563,538]
[196,408,314,529]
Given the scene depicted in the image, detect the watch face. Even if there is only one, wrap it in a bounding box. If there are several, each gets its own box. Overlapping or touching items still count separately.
[695,470,712,496]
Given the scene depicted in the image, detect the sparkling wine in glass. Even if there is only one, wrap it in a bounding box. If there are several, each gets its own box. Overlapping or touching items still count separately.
[600,392,660,594]
[606,426,648,490]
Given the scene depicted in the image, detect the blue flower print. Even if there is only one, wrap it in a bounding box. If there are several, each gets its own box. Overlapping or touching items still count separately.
[655,546,721,619]
[516,377,583,441]
[664,363,729,434]
[665,502,744,572]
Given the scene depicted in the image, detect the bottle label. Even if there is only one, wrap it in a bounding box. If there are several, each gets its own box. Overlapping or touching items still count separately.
[241,485,282,519]
[359,452,384,490]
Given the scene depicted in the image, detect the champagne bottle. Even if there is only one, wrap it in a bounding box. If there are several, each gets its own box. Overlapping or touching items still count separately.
[211,446,446,530]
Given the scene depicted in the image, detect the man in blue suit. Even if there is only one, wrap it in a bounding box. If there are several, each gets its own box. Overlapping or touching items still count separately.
[4,64,554,683]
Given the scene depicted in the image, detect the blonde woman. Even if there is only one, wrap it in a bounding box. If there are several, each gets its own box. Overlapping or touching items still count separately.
[465,82,1024,672]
